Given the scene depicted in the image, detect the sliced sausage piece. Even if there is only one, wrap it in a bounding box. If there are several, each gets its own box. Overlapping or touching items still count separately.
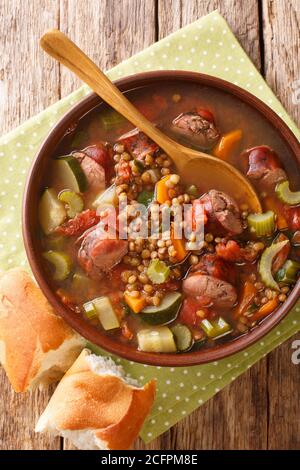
[78,225,128,279]
[172,110,220,149]
[244,145,287,188]
[272,233,290,273]
[201,189,243,235]
[191,253,237,285]
[183,273,237,309]
[83,142,112,169]
[73,151,106,194]
[117,128,158,159]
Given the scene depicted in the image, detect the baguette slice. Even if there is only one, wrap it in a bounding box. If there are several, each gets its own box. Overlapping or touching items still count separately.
[0,268,84,392]
[36,349,156,450]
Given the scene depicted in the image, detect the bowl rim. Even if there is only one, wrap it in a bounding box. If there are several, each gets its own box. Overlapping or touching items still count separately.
[23,70,300,367]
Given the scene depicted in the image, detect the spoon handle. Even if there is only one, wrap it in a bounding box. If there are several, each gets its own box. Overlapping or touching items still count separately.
[40,29,183,159]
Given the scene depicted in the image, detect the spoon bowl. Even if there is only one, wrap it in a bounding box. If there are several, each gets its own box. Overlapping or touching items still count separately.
[40,29,262,212]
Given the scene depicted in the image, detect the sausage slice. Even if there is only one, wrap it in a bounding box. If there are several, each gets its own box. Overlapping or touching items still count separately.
[183,273,237,309]
[201,190,243,235]
[78,225,128,279]
[172,111,220,149]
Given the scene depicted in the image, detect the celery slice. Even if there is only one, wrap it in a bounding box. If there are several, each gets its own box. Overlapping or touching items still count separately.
[83,301,98,319]
[147,259,170,284]
[276,259,300,284]
[259,240,289,290]
[137,190,154,207]
[247,211,275,237]
[99,110,126,130]
[201,317,232,339]
[276,180,300,206]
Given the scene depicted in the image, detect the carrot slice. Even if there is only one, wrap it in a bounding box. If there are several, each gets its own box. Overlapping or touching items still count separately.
[155,175,171,203]
[234,281,257,318]
[124,292,146,314]
[171,226,187,262]
[251,297,279,321]
[213,129,242,160]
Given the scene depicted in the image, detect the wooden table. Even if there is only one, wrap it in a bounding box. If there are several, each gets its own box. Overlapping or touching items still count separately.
[0,0,299,450]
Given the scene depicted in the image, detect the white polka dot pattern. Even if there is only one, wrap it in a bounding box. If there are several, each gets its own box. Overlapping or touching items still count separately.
[0,10,299,445]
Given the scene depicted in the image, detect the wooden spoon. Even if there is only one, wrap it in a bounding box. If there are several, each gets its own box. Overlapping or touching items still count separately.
[40,30,261,212]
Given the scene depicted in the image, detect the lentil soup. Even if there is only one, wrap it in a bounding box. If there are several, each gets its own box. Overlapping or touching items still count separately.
[37,82,300,354]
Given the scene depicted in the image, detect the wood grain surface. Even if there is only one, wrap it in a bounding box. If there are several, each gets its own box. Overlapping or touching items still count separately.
[0,0,299,450]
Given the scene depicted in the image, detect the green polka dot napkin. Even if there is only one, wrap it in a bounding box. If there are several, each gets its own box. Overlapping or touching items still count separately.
[0,11,299,443]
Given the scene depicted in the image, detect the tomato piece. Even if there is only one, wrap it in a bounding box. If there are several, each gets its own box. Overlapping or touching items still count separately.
[179,298,209,327]
[194,253,236,285]
[286,206,300,231]
[121,321,134,340]
[116,160,132,183]
[56,209,100,237]
[196,107,215,123]
[216,240,260,264]
[215,240,241,263]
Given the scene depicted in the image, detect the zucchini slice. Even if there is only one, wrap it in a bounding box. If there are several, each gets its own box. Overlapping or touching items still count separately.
[42,250,72,281]
[171,324,193,351]
[38,188,67,235]
[137,326,177,353]
[54,156,88,193]
[275,180,300,206]
[140,292,182,325]
[58,190,84,218]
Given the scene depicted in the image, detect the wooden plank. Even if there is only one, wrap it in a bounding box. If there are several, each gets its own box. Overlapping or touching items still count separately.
[59,0,157,97]
[262,0,300,126]
[262,0,300,449]
[58,0,155,449]
[266,336,300,449]
[158,0,262,70]
[149,0,268,451]
[0,0,61,134]
[0,0,61,450]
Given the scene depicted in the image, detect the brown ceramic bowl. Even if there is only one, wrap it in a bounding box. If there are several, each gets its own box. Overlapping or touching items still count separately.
[23,71,300,366]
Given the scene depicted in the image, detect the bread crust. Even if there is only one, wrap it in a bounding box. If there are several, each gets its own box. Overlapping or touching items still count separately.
[36,349,156,450]
[0,268,83,392]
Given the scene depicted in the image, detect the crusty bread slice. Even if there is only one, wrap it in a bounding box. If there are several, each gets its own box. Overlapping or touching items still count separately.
[0,268,84,392]
[36,349,156,450]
